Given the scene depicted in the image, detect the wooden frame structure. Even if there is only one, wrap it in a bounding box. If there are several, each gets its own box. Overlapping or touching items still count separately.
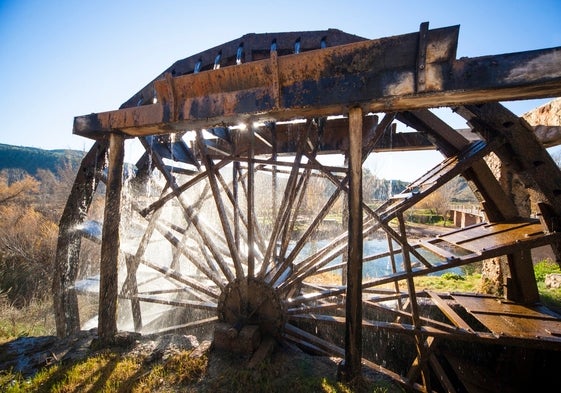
[55,23,561,392]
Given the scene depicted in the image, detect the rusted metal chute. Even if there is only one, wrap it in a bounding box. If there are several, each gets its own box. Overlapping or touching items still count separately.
[56,23,561,392]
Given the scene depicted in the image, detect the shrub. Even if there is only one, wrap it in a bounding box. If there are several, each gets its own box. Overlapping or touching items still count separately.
[534,259,561,282]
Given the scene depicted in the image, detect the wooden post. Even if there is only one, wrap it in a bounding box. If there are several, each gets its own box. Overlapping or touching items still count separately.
[53,141,107,337]
[247,126,255,278]
[340,106,363,381]
[98,133,125,342]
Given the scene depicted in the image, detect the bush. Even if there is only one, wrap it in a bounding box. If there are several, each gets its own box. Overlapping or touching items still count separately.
[534,259,561,282]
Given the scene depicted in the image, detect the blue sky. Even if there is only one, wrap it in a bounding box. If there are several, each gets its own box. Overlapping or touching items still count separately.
[1,0,560,181]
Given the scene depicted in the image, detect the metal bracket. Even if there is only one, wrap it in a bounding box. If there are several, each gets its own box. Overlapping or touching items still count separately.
[416,22,429,93]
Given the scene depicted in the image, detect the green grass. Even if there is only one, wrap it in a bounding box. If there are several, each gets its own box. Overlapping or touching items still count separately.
[1,349,207,393]
[0,347,403,393]
[1,261,560,392]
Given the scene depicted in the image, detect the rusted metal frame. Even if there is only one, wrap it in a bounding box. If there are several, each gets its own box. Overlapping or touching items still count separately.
[98,133,125,342]
[258,124,310,277]
[150,316,219,335]
[139,158,230,217]
[196,130,244,279]
[74,25,462,137]
[140,138,236,282]
[151,221,226,289]
[415,22,429,93]
[54,140,108,337]
[119,29,367,109]
[75,33,561,140]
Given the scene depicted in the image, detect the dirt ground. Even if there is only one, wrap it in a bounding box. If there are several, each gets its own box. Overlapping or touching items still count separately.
[0,330,404,392]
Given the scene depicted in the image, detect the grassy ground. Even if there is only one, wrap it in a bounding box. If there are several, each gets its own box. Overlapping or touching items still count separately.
[1,260,559,392]
[0,332,403,393]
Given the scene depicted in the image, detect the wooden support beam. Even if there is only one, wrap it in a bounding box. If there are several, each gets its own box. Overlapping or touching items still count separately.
[53,141,107,337]
[340,106,363,382]
[73,25,561,140]
[98,133,125,342]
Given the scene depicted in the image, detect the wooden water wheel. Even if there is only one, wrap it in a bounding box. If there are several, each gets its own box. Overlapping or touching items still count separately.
[55,24,561,392]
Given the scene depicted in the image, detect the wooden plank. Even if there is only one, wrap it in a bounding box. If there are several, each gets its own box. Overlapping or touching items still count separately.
[74,41,561,139]
[71,26,559,139]
[344,107,364,379]
[452,294,561,341]
[98,133,125,342]
[439,221,544,253]
[425,291,473,331]
[416,239,464,260]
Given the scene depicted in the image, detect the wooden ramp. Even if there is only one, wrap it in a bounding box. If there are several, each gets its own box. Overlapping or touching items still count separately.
[451,293,561,341]
[415,220,557,264]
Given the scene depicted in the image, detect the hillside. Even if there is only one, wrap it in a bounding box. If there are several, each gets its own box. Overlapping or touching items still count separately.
[0,143,85,176]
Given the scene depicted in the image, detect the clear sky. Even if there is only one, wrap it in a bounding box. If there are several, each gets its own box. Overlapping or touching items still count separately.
[1,0,560,181]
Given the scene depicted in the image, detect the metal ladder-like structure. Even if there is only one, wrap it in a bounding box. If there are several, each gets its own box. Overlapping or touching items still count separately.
[55,23,561,392]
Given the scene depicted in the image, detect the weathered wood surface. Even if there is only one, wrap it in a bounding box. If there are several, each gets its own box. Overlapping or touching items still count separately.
[53,141,107,337]
[98,134,125,342]
[74,25,561,140]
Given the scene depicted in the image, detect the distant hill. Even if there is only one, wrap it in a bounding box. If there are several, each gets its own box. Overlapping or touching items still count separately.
[0,143,85,176]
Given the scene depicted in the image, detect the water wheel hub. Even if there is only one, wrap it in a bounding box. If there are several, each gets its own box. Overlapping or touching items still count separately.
[217,277,286,338]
